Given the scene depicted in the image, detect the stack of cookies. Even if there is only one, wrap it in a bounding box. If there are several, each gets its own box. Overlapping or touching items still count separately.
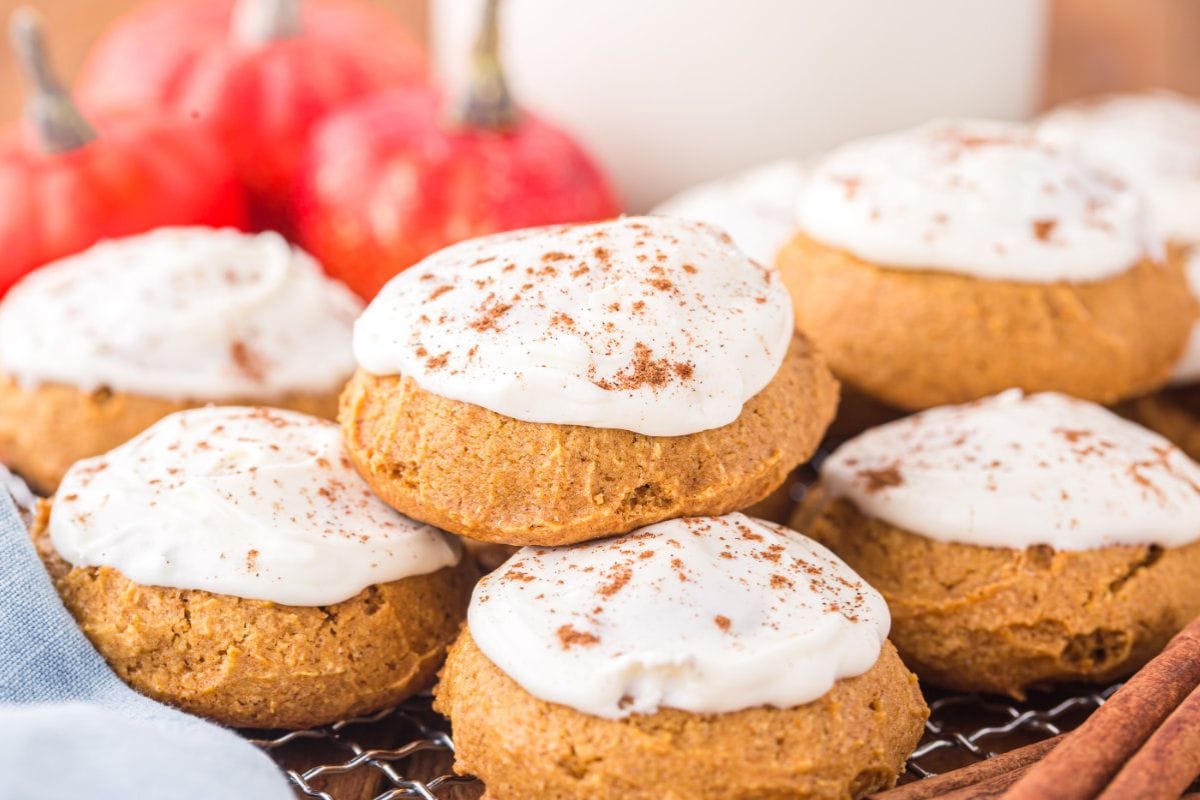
[763,112,1200,701]
[13,93,1200,800]
[11,215,930,798]
[343,216,928,798]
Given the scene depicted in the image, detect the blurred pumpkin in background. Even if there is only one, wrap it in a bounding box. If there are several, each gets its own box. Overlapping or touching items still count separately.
[0,9,246,296]
[75,0,427,232]
[292,0,620,299]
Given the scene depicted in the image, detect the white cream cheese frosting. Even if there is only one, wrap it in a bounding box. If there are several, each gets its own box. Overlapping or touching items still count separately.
[0,227,362,400]
[1038,92,1200,244]
[353,216,794,437]
[652,159,806,267]
[822,390,1200,550]
[796,119,1161,282]
[51,406,462,606]
[468,513,890,719]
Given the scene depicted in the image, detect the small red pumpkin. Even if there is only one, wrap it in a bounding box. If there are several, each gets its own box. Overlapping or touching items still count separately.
[0,10,246,296]
[292,0,620,299]
[75,0,427,232]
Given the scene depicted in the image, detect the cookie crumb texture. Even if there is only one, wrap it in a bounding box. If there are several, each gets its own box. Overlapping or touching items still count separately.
[777,233,1196,410]
[435,632,927,800]
[0,376,339,495]
[340,335,838,546]
[32,502,477,729]
[802,496,1200,697]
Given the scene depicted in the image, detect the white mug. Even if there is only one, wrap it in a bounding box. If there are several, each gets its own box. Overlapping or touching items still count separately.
[433,0,1048,210]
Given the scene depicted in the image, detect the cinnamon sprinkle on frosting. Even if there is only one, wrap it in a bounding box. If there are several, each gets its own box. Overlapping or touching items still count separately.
[465,512,888,719]
[353,216,794,437]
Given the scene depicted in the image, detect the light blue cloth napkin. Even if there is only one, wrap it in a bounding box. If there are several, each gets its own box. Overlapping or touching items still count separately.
[0,487,293,800]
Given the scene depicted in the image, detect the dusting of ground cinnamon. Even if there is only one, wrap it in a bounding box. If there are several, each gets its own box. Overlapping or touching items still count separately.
[833,175,861,199]
[597,565,633,598]
[468,295,513,333]
[714,615,731,633]
[1033,218,1058,242]
[557,624,600,650]
[592,343,694,392]
[229,340,267,382]
[858,466,904,493]
[1054,428,1091,444]
[427,285,454,302]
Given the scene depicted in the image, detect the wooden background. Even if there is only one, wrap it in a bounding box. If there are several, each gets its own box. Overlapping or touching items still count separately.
[0,0,1198,126]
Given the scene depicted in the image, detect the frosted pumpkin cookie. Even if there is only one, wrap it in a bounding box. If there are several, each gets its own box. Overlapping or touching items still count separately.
[0,227,362,493]
[1038,94,1200,457]
[33,406,475,729]
[344,216,838,546]
[798,390,1200,697]
[777,119,1194,411]
[434,513,927,800]
[1038,91,1200,247]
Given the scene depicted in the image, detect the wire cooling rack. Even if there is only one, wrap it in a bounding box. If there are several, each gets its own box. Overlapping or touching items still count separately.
[243,458,1124,798]
[246,684,1122,799]
[0,463,1130,799]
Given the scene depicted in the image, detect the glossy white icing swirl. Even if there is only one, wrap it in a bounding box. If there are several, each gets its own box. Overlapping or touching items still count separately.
[51,406,462,606]
[468,513,890,719]
[653,159,807,267]
[354,216,794,437]
[1038,92,1200,244]
[796,119,1161,282]
[822,390,1200,550]
[0,227,362,400]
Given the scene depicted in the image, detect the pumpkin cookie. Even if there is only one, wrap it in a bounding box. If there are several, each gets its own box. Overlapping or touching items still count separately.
[1038,94,1200,456]
[798,390,1200,697]
[776,119,1194,411]
[0,227,362,493]
[1038,91,1200,247]
[434,514,928,800]
[344,217,837,546]
[36,406,474,729]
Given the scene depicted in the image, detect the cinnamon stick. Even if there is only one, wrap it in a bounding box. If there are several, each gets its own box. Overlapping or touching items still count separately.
[936,764,1036,800]
[870,736,1062,800]
[1096,681,1200,800]
[1002,616,1200,800]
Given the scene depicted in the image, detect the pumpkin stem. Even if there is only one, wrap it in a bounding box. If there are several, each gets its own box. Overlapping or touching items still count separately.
[7,7,96,154]
[231,0,300,44]
[457,0,518,130]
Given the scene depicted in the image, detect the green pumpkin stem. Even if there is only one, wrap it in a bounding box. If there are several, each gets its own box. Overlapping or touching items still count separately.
[231,0,300,44]
[457,0,519,130]
[8,7,96,154]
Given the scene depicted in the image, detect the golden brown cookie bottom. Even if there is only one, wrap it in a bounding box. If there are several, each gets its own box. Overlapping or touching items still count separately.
[798,494,1200,697]
[434,630,927,800]
[1118,384,1200,462]
[32,501,477,729]
[776,233,1196,410]
[340,335,838,546]
[0,374,342,495]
